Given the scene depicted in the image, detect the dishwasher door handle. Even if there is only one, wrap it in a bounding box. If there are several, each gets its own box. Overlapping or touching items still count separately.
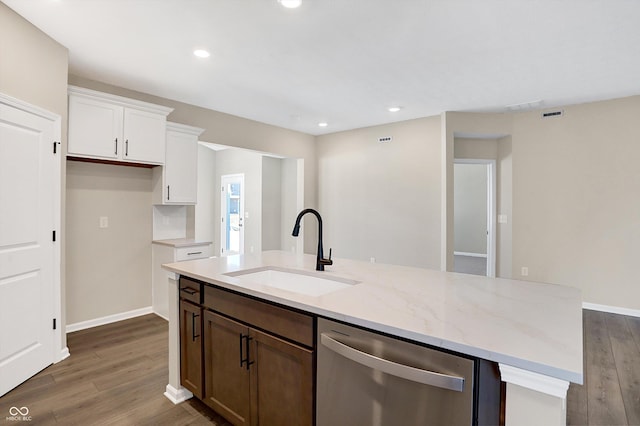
[320,333,465,392]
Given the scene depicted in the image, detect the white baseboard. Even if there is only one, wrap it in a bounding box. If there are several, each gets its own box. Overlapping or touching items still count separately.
[65,306,154,333]
[583,302,640,318]
[454,251,487,258]
[56,347,70,363]
[164,384,193,404]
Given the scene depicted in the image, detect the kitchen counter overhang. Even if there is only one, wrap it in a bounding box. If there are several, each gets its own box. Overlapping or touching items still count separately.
[163,250,583,385]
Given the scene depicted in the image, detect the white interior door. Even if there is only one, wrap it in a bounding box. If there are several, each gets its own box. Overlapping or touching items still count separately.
[220,174,244,256]
[0,95,60,396]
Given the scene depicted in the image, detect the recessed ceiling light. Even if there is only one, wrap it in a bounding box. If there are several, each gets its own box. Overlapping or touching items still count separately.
[278,0,302,8]
[388,106,402,112]
[318,122,328,127]
[193,49,210,58]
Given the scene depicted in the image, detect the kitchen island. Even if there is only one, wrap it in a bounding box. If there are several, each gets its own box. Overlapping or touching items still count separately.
[162,250,583,426]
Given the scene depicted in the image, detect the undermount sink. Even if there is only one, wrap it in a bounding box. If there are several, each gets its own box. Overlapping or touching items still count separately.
[224,266,359,296]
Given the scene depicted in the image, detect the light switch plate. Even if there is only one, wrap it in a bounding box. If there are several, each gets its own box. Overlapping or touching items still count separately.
[99,216,108,228]
[498,214,508,224]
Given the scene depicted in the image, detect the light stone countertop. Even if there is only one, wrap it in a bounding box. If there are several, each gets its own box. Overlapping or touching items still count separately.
[163,250,583,384]
[152,238,212,248]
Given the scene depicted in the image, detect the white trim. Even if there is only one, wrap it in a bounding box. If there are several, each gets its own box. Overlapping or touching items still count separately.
[499,364,569,399]
[166,121,204,136]
[164,384,193,404]
[0,92,61,120]
[56,347,70,363]
[583,302,640,318]
[454,251,487,258]
[68,85,174,116]
[65,306,154,333]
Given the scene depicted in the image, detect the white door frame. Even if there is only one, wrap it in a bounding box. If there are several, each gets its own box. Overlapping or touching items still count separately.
[220,173,245,256]
[0,93,65,369]
[454,159,497,277]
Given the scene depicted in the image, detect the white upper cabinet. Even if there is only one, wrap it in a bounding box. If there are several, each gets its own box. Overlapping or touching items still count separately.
[152,122,204,205]
[67,86,173,165]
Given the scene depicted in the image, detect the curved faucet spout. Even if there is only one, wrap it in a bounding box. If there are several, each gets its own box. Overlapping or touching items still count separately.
[292,208,333,271]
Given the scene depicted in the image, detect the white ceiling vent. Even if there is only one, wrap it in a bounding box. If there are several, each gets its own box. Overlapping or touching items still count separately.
[378,136,392,143]
[541,110,564,118]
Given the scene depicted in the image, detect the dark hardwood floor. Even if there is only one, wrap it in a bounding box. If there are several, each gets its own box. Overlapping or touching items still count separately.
[2,310,639,425]
[567,309,640,426]
[0,314,230,425]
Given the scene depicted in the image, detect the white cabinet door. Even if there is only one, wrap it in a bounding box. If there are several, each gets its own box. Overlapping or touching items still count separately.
[165,129,198,203]
[68,95,122,160]
[123,107,166,165]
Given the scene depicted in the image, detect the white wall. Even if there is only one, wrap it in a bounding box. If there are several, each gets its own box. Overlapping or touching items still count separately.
[317,116,442,268]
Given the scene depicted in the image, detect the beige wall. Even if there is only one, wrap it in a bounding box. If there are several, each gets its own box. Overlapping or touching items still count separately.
[316,116,442,269]
[454,163,487,254]
[262,157,283,250]
[0,3,69,344]
[194,144,217,242]
[511,97,640,310]
[65,162,152,324]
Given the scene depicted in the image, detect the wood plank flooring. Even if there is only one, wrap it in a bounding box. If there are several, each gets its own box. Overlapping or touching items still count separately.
[1,310,639,425]
[567,309,640,426]
[0,314,231,425]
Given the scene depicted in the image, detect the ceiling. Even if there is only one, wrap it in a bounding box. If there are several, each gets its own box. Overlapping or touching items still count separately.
[4,0,640,135]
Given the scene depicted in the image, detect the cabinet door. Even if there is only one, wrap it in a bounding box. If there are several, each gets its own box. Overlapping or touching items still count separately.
[68,95,122,159]
[179,300,203,398]
[164,129,198,204]
[204,311,251,426]
[122,107,166,165]
[250,329,314,426]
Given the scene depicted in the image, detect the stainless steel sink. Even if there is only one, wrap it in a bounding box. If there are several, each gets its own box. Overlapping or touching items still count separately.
[224,266,359,296]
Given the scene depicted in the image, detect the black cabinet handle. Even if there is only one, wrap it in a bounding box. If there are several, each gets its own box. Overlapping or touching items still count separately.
[115,138,118,155]
[187,251,203,256]
[180,287,198,295]
[239,333,254,370]
[125,139,129,156]
[167,185,170,201]
[191,312,200,342]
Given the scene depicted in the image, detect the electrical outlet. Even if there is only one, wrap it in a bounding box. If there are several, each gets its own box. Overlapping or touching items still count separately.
[370,257,376,263]
[99,216,108,228]
[521,266,529,277]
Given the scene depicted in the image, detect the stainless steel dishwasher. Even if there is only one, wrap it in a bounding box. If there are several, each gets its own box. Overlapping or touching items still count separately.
[317,318,475,426]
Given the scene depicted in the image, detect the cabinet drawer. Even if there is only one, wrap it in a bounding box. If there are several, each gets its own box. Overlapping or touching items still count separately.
[179,277,202,304]
[204,285,314,347]
[176,245,212,262]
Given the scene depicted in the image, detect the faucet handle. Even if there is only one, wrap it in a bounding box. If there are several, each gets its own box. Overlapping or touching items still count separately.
[323,248,333,266]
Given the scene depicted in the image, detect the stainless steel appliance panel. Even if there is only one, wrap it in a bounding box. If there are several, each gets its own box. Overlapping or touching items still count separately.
[317,318,475,426]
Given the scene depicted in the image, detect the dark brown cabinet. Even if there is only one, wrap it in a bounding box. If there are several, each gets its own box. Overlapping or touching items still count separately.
[179,299,203,398]
[179,277,315,426]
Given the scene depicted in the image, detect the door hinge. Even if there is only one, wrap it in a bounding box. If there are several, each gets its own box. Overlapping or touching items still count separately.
[53,318,57,330]
[52,230,56,242]
[53,141,60,154]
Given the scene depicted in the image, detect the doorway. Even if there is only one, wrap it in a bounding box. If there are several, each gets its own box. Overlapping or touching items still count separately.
[453,159,496,277]
[220,174,244,256]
